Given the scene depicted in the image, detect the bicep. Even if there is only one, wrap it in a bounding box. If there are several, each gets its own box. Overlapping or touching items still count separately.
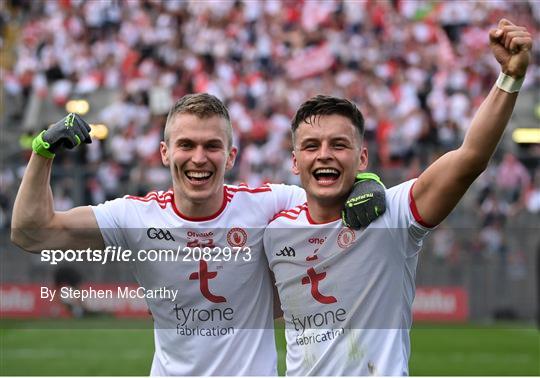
[413,149,480,226]
[46,206,105,250]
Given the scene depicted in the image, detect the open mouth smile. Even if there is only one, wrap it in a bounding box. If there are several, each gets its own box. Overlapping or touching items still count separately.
[184,170,213,185]
[312,168,341,185]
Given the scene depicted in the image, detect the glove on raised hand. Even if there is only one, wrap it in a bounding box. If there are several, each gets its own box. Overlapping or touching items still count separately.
[32,113,92,158]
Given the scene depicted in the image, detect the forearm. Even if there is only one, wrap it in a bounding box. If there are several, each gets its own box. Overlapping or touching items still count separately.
[411,19,531,227]
[459,84,519,174]
[12,115,102,252]
[11,153,57,244]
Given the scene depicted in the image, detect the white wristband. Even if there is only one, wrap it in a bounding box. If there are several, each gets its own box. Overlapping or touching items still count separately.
[496,72,524,93]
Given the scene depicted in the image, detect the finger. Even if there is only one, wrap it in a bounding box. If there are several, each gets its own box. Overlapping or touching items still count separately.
[63,133,80,149]
[489,28,503,44]
[74,114,91,132]
[356,209,367,228]
[509,36,532,54]
[501,25,526,33]
[359,211,369,228]
[503,31,529,50]
[77,123,92,143]
[498,18,515,28]
[347,209,362,229]
[74,115,92,143]
[341,209,351,228]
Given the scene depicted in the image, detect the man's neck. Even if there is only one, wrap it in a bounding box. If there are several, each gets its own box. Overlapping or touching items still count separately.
[173,186,225,220]
[306,198,343,224]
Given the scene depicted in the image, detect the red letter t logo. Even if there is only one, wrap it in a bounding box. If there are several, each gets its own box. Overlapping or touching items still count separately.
[301,267,337,304]
[189,261,226,303]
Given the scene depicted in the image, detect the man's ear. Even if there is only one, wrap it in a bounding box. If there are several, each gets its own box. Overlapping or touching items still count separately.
[292,151,300,175]
[357,146,368,171]
[160,141,169,166]
[225,146,238,171]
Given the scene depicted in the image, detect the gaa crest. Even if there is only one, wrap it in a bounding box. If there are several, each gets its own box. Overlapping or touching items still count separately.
[227,227,248,247]
[337,228,355,249]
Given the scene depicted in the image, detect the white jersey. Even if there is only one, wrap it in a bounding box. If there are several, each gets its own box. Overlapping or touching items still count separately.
[92,183,306,376]
[264,180,432,376]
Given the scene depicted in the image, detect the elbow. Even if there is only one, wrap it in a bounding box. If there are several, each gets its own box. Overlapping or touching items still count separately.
[464,161,489,182]
[11,228,30,251]
[10,227,44,254]
[11,212,57,253]
[456,148,490,181]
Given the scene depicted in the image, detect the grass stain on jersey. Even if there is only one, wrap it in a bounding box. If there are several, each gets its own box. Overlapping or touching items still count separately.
[347,329,365,362]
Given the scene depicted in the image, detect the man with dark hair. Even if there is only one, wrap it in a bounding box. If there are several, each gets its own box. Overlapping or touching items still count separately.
[290,95,365,138]
[264,19,532,375]
[11,92,385,375]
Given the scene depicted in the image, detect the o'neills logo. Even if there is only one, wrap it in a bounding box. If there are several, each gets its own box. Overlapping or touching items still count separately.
[337,228,355,249]
[187,231,214,238]
[227,228,247,247]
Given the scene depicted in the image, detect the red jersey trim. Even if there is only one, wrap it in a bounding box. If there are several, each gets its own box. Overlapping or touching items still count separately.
[409,181,435,228]
[125,191,173,209]
[305,206,341,225]
[271,204,308,221]
[125,184,270,222]
[171,186,229,222]
[125,190,172,201]
[226,184,271,193]
[126,188,229,221]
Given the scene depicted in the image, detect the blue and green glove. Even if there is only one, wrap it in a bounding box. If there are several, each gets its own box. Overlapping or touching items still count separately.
[342,172,386,229]
[32,113,92,159]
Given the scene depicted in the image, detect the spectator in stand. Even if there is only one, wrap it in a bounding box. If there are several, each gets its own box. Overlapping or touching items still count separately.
[495,153,531,205]
[525,169,540,214]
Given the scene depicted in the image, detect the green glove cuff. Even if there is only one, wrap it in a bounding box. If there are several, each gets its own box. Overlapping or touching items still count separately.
[32,131,55,159]
[355,172,385,188]
[341,211,350,228]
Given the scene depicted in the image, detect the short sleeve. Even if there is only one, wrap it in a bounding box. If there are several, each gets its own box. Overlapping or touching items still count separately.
[268,184,306,215]
[384,179,434,257]
[91,197,130,247]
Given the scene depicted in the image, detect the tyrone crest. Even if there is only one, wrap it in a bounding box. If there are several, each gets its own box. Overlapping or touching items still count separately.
[337,228,356,249]
[227,227,247,247]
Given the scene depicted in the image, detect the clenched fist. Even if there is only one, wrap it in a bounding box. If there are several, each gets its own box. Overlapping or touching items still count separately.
[489,19,532,79]
[32,113,92,159]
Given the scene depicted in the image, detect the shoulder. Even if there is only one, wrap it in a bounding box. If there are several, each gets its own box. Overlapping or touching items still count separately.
[123,189,173,209]
[383,178,433,231]
[224,183,274,206]
[268,203,309,227]
[384,179,416,210]
[122,189,174,203]
[385,179,415,198]
[225,183,273,195]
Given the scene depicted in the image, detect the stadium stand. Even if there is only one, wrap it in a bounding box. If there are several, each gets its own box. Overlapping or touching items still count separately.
[1,0,539,321]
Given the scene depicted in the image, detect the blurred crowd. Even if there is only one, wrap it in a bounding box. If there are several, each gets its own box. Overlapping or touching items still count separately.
[2,0,540,269]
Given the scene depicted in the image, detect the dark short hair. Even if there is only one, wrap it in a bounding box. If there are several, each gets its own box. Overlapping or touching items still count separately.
[164,93,232,148]
[291,95,365,142]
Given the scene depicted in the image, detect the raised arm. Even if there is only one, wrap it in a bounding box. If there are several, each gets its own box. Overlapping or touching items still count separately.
[413,19,532,226]
[11,114,104,252]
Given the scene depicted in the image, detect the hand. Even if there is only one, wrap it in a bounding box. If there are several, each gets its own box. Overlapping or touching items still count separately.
[489,19,532,79]
[342,172,386,229]
[44,113,92,152]
[32,113,92,158]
